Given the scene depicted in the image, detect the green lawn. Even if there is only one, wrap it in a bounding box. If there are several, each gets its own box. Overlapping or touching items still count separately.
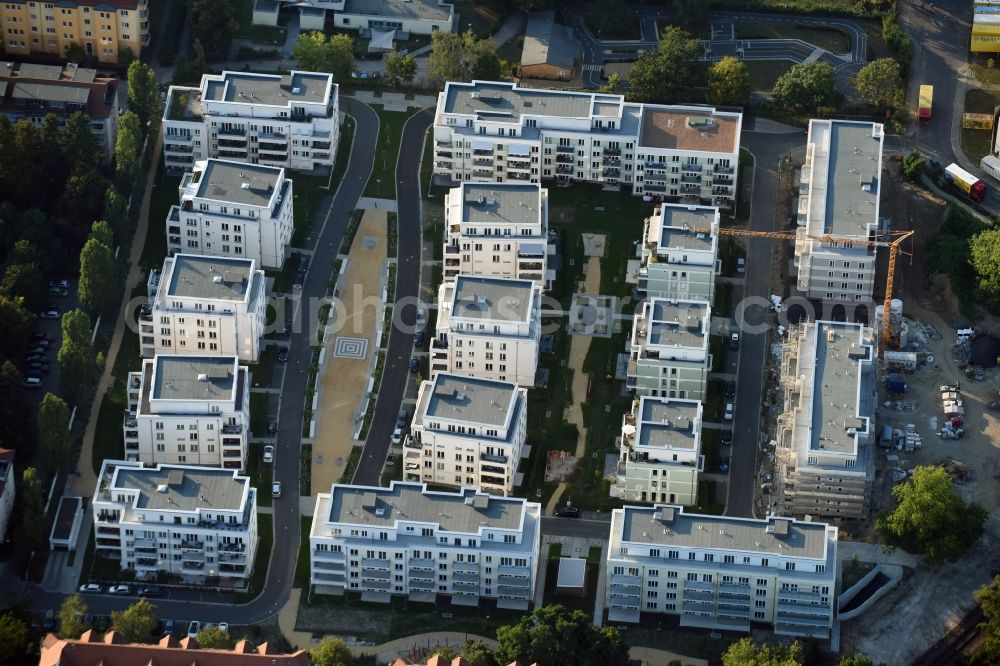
[142,160,178,271]
[718,236,747,276]
[294,516,311,588]
[543,559,599,613]
[584,8,641,41]
[329,117,355,197]
[701,428,722,474]
[252,345,278,387]
[452,0,502,37]
[961,89,1000,164]
[234,0,287,47]
[291,174,329,247]
[364,107,413,199]
[246,442,273,508]
[744,60,794,92]
[735,21,850,53]
[237,514,273,602]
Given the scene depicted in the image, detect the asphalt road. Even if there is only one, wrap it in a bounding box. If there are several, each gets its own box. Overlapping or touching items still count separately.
[352,108,435,486]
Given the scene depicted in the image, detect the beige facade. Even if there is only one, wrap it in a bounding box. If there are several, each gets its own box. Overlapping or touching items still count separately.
[0,0,148,64]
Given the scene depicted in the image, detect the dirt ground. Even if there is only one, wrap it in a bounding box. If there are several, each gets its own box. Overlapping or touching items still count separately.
[838,170,1000,662]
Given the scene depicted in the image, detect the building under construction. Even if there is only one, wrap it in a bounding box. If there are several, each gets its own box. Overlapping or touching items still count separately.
[775,321,877,521]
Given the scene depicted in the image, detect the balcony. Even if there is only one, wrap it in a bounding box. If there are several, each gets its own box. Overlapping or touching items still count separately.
[555,154,573,164]
[714,164,734,174]
[556,145,574,153]
[644,184,667,193]
[473,148,493,156]
[436,150,453,158]
[681,173,701,184]
[603,167,620,178]
[217,150,246,159]
[481,452,508,464]
[362,557,390,569]
[361,579,391,591]
[682,163,703,173]
[603,147,621,157]
[555,164,573,174]
[222,424,243,435]
[181,540,204,550]
[410,578,434,591]
[182,562,205,571]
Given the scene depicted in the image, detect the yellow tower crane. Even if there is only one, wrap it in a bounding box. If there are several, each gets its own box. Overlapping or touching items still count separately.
[710,227,915,355]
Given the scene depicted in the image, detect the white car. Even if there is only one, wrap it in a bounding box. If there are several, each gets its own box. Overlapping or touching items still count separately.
[187,620,201,639]
[263,445,274,464]
[736,257,745,273]
[724,403,734,421]
[78,583,102,593]
[272,481,282,498]
[108,584,132,595]
[390,427,402,445]
[217,622,229,634]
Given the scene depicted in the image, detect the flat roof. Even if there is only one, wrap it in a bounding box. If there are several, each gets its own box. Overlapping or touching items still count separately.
[203,71,332,107]
[521,10,580,69]
[556,557,586,588]
[51,496,82,540]
[640,108,740,153]
[11,81,90,105]
[111,465,247,512]
[423,373,518,427]
[451,275,534,322]
[635,397,700,450]
[444,81,612,122]
[656,204,719,250]
[640,299,709,349]
[460,183,542,227]
[327,482,527,532]
[166,255,256,301]
[619,505,831,559]
[343,0,452,21]
[152,356,237,401]
[808,321,872,454]
[194,160,281,208]
[808,119,883,238]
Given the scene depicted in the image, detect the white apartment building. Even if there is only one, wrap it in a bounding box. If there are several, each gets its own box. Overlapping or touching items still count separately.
[0,448,13,543]
[612,397,704,506]
[309,481,540,609]
[123,356,250,471]
[142,255,267,363]
[794,119,884,302]
[404,373,528,496]
[162,70,339,173]
[433,81,742,207]
[775,321,876,521]
[607,505,838,640]
[253,0,454,33]
[92,460,258,586]
[639,204,720,303]
[432,275,541,387]
[627,298,711,400]
[166,159,294,270]
[443,182,551,288]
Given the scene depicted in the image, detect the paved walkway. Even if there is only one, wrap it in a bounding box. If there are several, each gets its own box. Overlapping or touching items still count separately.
[312,211,388,491]
[350,90,437,111]
[72,127,163,497]
[837,541,921,567]
[545,257,601,514]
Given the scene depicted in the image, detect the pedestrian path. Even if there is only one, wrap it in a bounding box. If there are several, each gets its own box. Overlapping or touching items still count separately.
[356,197,398,212]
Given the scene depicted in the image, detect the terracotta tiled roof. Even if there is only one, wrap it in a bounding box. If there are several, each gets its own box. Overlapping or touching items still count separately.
[38,633,312,666]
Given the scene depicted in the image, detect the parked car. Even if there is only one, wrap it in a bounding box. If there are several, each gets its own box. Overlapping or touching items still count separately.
[79,583,102,593]
[724,402,734,421]
[719,457,730,473]
[32,339,52,349]
[721,429,733,446]
[272,481,282,498]
[277,347,288,363]
[263,445,274,464]
[43,609,55,630]
[297,255,309,273]
[725,381,736,399]
[39,308,61,319]
[217,622,229,634]
[31,331,52,342]
[48,279,70,289]
[187,620,201,639]
[28,361,50,374]
[283,318,292,336]
[736,257,745,274]
[409,358,419,373]
[22,375,42,389]
[391,427,402,445]
[267,421,278,435]
[555,505,580,518]
[47,285,68,297]
[414,331,425,347]
[396,409,409,428]
[164,619,175,636]
[729,332,740,350]
[108,584,132,595]
[24,352,48,362]
[139,586,161,597]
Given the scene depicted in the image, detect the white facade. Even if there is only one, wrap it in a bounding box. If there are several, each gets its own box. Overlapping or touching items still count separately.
[432,275,541,387]
[310,481,540,609]
[607,505,838,639]
[142,255,267,362]
[775,321,876,520]
[404,373,528,496]
[612,397,704,506]
[253,0,454,34]
[443,182,551,288]
[627,298,712,400]
[92,460,258,586]
[434,81,741,207]
[794,119,884,302]
[124,355,250,471]
[639,204,720,303]
[0,449,13,543]
[165,159,294,270]
[162,70,339,173]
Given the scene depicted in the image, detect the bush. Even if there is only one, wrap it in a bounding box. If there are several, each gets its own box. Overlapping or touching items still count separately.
[882,15,912,70]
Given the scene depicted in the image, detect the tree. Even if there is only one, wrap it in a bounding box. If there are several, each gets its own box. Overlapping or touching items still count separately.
[430,646,460,660]
[66,42,87,64]
[627,26,702,103]
[837,654,876,666]
[462,641,498,666]
[384,51,418,87]
[600,73,622,94]
[188,0,237,61]
[292,32,355,82]
[672,0,710,28]
[127,60,159,133]
[708,56,752,106]
[973,575,1000,663]
[428,31,502,84]
[118,46,135,68]
[0,361,33,454]
[970,228,1000,311]
[90,220,114,251]
[20,467,45,551]
[58,309,98,404]
[590,0,632,40]
[196,624,235,649]
[0,295,33,358]
[103,186,129,243]
[61,113,102,167]
[115,111,142,193]
[722,637,804,666]
[902,149,925,179]
[876,465,988,562]
[78,234,118,315]
[59,595,88,638]
[111,599,158,643]
[773,61,840,114]
[56,165,110,252]
[853,57,903,109]
[494,605,629,666]
[0,612,29,664]
[0,260,43,307]
[38,393,73,475]
[173,39,208,85]
[309,637,353,666]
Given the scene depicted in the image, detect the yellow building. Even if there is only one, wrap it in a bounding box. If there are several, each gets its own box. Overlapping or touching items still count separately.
[1,0,149,64]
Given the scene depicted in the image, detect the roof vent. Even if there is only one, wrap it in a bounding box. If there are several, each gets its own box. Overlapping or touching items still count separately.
[213,275,223,283]
[197,373,208,382]
[292,87,302,94]
[241,183,251,190]
[156,484,168,493]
